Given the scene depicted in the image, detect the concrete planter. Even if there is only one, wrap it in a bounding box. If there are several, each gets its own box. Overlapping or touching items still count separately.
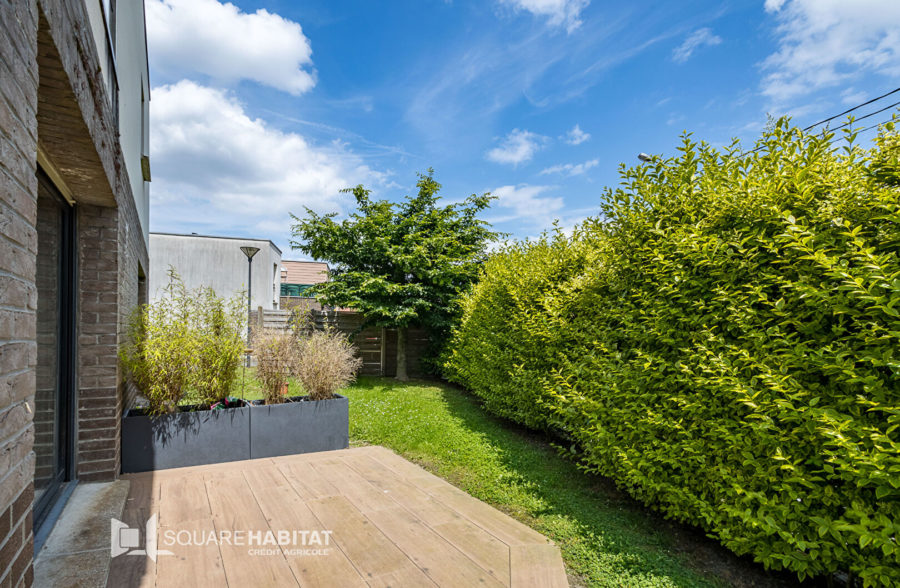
[249,394,349,459]
[121,404,251,473]
[121,395,349,472]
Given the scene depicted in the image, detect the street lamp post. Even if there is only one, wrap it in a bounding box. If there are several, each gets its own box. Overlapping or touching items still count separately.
[240,246,260,366]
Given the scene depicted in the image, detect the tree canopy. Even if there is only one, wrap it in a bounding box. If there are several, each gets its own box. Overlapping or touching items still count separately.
[290,170,499,379]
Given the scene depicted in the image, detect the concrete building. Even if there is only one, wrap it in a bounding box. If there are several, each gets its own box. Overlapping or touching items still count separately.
[0,1,150,585]
[149,233,283,311]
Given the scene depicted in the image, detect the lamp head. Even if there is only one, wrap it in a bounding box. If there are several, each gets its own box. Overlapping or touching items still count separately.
[637,153,652,162]
[240,246,260,260]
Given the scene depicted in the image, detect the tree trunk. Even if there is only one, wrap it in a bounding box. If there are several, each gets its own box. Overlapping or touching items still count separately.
[395,326,409,381]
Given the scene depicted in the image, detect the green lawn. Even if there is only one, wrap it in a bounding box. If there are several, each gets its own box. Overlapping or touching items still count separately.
[344,377,794,588]
[232,371,790,587]
[229,365,302,401]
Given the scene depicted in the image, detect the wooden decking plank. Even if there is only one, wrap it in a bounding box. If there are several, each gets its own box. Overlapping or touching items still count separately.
[242,463,293,491]
[423,482,551,547]
[204,470,299,587]
[341,454,460,526]
[155,518,227,588]
[367,447,550,547]
[432,518,512,586]
[365,446,449,489]
[243,467,368,588]
[345,453,512,585]
[364,506,505,588]
[308,458,396,513]
[159,472,210,525]
[306,495,423,580]
[367,566,439,588]
[108,448,566,587]
[278,460,342,501]
[276,447,367,462]
[510,544,568,588]
[131,456,275,480]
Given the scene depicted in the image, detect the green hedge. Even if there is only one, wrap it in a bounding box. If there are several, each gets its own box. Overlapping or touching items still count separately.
[445,119,900,585]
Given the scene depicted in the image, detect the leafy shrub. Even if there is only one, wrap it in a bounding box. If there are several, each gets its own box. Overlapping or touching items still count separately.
[445,119,900,585]
[294,329,361,400]
[443,228,600,430]
[120,271,245,414]
[191,285,245,405]
[252,328,296,404]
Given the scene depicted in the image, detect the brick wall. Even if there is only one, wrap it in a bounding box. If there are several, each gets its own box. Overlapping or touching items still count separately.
[0,0,39,586]
[76,205,121,482]
[36,0,149,483]
[1,0,150,583]
[73,199,147,481]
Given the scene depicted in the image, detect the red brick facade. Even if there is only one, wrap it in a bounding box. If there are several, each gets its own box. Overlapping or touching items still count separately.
[0,1,149,585]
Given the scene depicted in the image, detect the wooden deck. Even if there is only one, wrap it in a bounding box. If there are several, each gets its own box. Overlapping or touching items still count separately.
[107,446,568,587]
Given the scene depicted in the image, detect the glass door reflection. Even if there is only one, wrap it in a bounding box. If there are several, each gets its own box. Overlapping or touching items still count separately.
[33,169,75,527]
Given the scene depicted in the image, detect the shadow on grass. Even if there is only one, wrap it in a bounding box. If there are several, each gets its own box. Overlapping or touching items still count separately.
[348,377,814,588]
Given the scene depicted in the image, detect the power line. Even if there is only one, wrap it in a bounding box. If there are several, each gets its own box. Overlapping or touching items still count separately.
[850,116,897,136]
[733,90,900,159]
[735,115,896,160]
[802,86,900,132]
[817,99,900,134]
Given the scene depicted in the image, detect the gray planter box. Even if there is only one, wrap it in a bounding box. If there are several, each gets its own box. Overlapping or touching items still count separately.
[250,394,349,459]
[121,395,349,472]
[121,404,251,473]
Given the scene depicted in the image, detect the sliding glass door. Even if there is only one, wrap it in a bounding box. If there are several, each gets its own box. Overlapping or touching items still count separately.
[33,169,76,528]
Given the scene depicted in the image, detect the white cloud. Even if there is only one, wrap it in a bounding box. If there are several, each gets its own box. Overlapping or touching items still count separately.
[150,81,382,248]
[490,184,564,223]
[146,0,316,95]
[841,88,868,105]
[672,28,722,63]
[563,124,591,145]
[497,0,590,33]
[486,129,548,166]
[761,0,900,103]
[540,158,599,176]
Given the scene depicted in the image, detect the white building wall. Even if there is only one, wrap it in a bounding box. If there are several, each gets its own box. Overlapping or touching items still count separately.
[83,1,111,95]
[149,234,282,311]
[83,0,151,249]
[115,0,151,248]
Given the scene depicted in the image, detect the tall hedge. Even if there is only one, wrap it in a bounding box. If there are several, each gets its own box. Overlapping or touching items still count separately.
[445,119,900,585]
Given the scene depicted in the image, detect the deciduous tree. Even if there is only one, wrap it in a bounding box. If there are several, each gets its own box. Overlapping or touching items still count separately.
[291,170,498,380]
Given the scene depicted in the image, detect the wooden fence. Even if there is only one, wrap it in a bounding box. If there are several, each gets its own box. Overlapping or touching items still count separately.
[250,307,429,377]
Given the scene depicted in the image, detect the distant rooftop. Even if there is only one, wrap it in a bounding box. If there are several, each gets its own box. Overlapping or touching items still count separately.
[281,259,329,284]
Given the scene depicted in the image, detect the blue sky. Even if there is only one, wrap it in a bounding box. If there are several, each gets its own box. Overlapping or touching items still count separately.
[146,0,900,256]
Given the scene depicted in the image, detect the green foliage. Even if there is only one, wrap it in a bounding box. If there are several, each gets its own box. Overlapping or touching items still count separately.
[252,328,295,404]
[294,329,362,400]
[290,170,499,375]
[190,284,246,406]
[444,226,602,430]
[445,118,900,585]
[120,270,245,414]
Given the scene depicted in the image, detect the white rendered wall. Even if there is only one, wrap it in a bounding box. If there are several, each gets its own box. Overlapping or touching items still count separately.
[149,234,282,311]
[115,0,151,249]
